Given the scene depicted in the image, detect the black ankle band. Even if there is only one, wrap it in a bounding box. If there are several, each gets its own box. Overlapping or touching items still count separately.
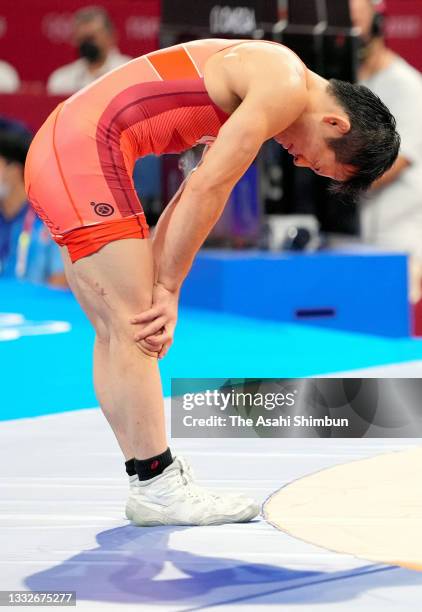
[135,448,173,481]
[125,458,137,477]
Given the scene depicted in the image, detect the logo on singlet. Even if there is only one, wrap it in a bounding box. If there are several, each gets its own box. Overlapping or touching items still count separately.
[90,201,115,217]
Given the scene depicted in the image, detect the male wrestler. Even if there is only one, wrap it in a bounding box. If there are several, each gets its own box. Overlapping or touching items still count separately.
[25,39,400,526]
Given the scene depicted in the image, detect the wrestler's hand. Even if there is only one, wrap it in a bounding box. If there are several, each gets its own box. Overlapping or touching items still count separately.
[130,282,179,359]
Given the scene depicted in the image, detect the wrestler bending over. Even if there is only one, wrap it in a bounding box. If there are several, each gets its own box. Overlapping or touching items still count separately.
[25,39,400,525]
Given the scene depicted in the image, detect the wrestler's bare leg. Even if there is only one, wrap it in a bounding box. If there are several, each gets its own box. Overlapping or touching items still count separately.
[60,213,259,526]
[57,155,203,464]
[60,238,167,461]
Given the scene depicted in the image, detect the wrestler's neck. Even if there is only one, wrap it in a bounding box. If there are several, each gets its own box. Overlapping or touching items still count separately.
[287,72,348,132]
[1,184,27,221]
[358,38,396,81]
[303,71,337,116]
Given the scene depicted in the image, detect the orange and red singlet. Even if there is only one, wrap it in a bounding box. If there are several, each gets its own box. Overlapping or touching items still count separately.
[25,39,245,262]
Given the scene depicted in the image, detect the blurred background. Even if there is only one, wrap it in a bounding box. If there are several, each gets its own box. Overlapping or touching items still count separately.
[2,0,422,416]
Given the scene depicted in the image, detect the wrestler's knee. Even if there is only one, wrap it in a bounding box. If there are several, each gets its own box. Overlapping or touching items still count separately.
[134,339,159,360]
[71,266,158,357]
[108,310,159,360]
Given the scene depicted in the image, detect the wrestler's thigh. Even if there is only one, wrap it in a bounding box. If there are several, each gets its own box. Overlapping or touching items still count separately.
[62,238,155,333]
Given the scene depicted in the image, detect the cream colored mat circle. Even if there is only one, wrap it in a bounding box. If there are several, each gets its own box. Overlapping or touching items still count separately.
[263,447,422,571]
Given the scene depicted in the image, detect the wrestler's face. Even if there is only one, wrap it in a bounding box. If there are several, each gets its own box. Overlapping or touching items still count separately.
[275,119,356,183]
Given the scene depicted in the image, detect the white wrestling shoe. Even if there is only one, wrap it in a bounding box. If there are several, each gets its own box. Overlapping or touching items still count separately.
[125,456,260,526]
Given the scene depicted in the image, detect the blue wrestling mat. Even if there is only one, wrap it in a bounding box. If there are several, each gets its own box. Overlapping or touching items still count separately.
[2,278,422,421]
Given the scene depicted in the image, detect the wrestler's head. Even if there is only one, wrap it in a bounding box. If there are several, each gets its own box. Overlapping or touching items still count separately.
[276,78,400,201]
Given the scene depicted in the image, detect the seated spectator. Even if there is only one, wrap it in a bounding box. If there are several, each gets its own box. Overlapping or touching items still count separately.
[351,0,422,301]
[47,6,131,95]
[0,60,20,93]
[0,129,66,287]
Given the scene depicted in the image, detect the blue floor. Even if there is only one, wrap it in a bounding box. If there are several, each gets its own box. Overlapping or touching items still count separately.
[2,279,422,421]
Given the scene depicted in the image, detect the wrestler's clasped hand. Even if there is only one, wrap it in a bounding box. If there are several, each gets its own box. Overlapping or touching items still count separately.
[130,282,179,359]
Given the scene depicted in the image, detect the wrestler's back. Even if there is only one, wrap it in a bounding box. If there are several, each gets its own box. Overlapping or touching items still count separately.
[58,39,248,159]
[24,39,249,236]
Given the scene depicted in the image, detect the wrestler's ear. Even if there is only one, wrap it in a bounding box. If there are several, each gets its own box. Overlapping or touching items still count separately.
[322,115,350,135]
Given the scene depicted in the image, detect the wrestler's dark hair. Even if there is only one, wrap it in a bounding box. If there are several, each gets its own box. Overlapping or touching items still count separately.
[0,130,32,169]
[326,79,400,201]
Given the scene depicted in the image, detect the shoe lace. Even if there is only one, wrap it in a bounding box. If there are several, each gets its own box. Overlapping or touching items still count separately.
[177,457,224,502]
[177,457,194,486]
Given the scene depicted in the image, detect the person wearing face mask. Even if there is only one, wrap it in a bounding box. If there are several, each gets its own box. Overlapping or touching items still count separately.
[350,0,422,302]
[0,129,66,286]
[46,6,131,96]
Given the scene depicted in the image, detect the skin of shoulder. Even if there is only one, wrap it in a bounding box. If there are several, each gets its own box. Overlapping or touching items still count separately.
[203,41,309,139]
[150,43,310,300]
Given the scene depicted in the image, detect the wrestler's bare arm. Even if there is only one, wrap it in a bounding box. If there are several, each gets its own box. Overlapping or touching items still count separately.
[151,147,210,283]
[130,47,308,355]
[155,47,307,293]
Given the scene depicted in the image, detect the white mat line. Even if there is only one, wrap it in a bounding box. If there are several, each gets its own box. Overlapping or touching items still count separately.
[0,479,288,485]
[0,560,370,570]
[0,515,125,520]
[1,502,127,506]
[0,477,282,483]
[0,485,275,493]
[168,450,413,457]
[3,525,123,530]
[0,478,127,482]
[0,526,289,535]
[0,560,169,565]
[1,483,130,488]
[2,552,362,559]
